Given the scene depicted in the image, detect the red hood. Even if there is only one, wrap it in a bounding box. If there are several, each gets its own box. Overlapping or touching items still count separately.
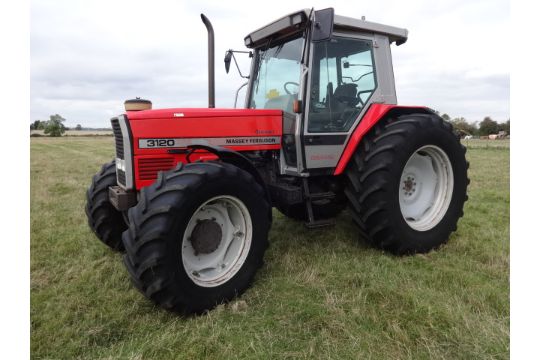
[126,108,282,120]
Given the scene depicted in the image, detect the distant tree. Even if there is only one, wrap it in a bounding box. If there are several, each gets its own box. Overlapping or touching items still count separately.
[478,116,498,136]
[75,124,82,131]
[43,114,66,137]
[30,120,42,130]
[450,117,478,136]
[37,121,46,130]
[441,113,451,121]
[498,119,510,135]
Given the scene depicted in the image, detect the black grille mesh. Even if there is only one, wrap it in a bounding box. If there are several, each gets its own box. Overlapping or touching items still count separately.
[111,118,126,186]
[111,118,124,159]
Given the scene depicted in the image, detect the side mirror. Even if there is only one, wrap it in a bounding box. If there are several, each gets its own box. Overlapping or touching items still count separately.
[224,50,233,73]
[224,50,251,78]
[311,8,334,42]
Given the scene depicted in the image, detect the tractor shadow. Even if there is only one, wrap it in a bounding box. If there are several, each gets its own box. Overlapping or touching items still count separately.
[269,208,371,251]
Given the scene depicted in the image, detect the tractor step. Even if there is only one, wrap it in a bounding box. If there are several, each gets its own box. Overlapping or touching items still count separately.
[302,178,336,229]
[304,219,335,229]
[307,191,335,200]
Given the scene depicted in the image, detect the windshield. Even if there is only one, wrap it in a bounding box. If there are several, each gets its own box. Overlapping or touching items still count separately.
[248,36,304,113]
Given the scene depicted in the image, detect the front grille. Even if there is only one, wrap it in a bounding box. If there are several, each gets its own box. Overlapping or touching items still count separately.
[138,157,175,180]
[111,117,128,187]
[111,118,124,159]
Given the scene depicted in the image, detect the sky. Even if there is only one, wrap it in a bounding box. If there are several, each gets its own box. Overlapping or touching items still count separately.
[30,0,510,128]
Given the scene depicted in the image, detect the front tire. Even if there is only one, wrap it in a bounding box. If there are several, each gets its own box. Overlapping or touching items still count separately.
[344,113,468,254]
[85,160,127,251]
[122,161,271,314]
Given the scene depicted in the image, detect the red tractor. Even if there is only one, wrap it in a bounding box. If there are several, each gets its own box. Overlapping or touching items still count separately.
[86,8,468,314]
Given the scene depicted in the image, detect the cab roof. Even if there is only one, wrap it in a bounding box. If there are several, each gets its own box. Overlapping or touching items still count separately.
[244,9,408,49]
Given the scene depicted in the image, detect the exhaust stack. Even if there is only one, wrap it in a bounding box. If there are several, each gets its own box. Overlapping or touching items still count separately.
[201,14,215,108]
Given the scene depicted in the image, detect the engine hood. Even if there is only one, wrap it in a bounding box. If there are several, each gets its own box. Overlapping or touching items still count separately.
[126,108,282,120]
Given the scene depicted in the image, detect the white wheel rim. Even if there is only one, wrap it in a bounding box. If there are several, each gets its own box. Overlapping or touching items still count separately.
[399,145,454,231]
[182,195,252,287]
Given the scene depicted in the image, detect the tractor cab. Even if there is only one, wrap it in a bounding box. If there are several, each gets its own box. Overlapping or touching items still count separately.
[240,8,407,174]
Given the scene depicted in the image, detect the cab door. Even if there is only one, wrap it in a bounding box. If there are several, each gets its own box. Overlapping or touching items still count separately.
[302,33,395,171]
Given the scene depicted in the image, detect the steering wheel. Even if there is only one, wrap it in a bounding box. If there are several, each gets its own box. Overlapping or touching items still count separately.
[284,81,299,95]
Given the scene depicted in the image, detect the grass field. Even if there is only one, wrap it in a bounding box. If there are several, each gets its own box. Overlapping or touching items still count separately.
[461,139,509,149]
[31,137,509,359]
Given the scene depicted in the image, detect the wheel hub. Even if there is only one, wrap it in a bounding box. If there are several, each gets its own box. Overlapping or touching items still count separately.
[190,219,222,255]
[402,176,417,196]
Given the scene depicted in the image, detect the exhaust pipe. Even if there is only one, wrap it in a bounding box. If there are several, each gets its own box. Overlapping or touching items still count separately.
[201,14,215,108]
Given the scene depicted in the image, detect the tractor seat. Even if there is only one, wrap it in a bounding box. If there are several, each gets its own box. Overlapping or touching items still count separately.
[332,83,359,107]
[307,84,360,132]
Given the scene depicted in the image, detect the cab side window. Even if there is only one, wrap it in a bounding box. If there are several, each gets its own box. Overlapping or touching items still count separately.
[308,37,376,133]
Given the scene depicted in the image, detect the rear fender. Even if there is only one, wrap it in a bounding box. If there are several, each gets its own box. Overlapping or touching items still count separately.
[333,104,435,175]
[187,144,271,201]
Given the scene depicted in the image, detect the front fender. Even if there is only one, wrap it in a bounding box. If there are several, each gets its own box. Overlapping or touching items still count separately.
[187,144,271,201]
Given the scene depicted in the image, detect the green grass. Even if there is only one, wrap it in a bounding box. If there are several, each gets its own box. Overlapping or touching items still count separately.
[31,137,509,359]
[461,138,510,149]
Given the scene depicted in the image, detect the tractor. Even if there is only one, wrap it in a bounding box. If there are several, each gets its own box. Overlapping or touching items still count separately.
[86,8,468,314]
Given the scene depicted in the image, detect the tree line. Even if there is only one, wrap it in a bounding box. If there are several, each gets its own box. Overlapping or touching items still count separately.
[30,114,83,137]
[438,113,510,137]
[31,112,508,138]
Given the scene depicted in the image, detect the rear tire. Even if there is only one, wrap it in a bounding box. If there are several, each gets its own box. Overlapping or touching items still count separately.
[85,160,127,251]
[122,161,271,314]
[344,113,469,255]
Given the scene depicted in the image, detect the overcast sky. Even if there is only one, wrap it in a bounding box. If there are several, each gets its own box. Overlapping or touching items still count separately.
[31,0,509,128]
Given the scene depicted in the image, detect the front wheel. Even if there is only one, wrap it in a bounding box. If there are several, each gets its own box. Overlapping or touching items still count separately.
[122,161,271,314]
[345,113,469,254]
[85,160,127,251]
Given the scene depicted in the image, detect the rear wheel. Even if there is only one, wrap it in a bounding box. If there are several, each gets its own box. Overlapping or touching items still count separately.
[344,113,468,254]
[85,160,127,251]
[122,161,271,314]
